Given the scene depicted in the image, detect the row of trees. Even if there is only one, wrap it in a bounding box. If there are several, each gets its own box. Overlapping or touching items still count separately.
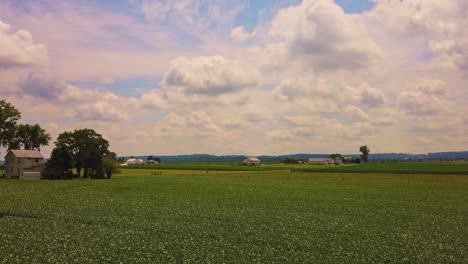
[0,100,51,151]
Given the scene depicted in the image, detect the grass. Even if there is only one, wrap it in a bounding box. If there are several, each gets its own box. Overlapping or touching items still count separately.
[0,170,467,263]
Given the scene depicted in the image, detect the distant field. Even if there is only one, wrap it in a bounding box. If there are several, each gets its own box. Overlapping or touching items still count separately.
[126,161,468,175]
[127,163,296,171]
[294,162,468,175]
[0,170,467,262]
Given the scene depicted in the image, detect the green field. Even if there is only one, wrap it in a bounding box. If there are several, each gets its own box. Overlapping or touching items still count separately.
[127,161,468,175]
[0,169,467,263]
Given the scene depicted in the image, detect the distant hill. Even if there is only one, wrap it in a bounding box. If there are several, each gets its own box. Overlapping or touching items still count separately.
[121,151,468,163]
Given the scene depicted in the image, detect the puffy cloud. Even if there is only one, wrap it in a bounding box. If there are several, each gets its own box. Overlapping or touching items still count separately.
[73,101,129,122]
[360,84,385,108]
[268,0,380,71]
[368,0,468,72]
[163,56,259,96]
[0,19,47,68]
[230,26,256,43]
[140,91,168,110]
[267,129,295,141]
[19,72,66,100]
[398,80,449,116]
[154,111,221,137]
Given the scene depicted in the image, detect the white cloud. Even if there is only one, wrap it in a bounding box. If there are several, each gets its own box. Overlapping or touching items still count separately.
[360,84,385,108]
[267,0,381,71]
[398,80,449,116]
[73,101,129,122]
[0,19,47,68]
[230,26,256,43]
[163,56,260,96]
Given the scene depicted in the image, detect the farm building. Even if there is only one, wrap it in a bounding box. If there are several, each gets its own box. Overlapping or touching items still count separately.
[3,150,46,179]
[243,157,261,166]
[124,158,145,166]
[308,158,335,165]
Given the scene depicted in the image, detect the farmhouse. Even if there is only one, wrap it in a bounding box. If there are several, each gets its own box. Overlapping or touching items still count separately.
[308,158,335,165]
[4,150,46,179]
[243,157,261,166]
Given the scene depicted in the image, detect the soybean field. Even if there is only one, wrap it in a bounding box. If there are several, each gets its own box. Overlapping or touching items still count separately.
[0,170,467,263]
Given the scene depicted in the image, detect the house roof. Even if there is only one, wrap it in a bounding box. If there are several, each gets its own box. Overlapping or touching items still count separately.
[245,157,260,162]
[9,149,44,159]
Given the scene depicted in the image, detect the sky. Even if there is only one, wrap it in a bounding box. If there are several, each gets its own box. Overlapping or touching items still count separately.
[0,0,467,157]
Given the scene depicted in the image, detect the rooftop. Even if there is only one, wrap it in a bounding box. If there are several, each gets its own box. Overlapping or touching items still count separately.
[9,149,44,159]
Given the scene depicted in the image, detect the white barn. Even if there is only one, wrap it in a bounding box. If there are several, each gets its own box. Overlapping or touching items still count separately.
[124,158,145,166]
[243,157,261,166]
[308,158,335,165]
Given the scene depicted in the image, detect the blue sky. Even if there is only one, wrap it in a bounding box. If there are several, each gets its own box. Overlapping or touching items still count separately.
[0,0,466,156]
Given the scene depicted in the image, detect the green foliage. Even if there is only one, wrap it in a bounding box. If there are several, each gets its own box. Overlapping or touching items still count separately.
[102,155,119,179]
[0,171,466,262]
[56,129,110,178]
[43,147,73,179]
[0,100,21,148]
[8,123,51,150]
[359,145,370,162]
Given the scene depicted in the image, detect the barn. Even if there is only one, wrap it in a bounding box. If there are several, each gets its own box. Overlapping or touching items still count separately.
[4,150,46,179]
[243,157,261,166]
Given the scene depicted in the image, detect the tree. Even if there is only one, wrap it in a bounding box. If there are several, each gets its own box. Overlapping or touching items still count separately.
[359,146,370,162]
[0,100,21,149]
[56,129,110,178]
[154,157,161,163]
[102,154,119,179]
[43,146,73,179]
[147,155,154,161]
[328,153,343,163]
[8,124,51,150]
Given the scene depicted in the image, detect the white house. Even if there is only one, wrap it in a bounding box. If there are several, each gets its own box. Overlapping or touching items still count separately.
[308,158,335,165]
[243,157,261,166]
[4,150,46,179]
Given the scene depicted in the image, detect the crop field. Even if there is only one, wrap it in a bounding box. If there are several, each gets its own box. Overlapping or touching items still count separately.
[128,161,468,175]
[294,161,468,175]
[0,170,467,263]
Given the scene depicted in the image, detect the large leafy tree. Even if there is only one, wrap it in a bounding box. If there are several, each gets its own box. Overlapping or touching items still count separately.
[43,146,74,179]
[0,100,21,149]
[56,129,109,178]
[9,124,51,150]
[359,145,370,162]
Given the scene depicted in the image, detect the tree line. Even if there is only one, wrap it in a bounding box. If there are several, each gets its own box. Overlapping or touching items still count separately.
[0,100,118,179]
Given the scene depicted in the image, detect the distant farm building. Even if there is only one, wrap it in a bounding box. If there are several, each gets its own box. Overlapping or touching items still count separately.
[4,150,46,179]
[243,157,261,166]
[123,158,145,166]
[308,158,335,165]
